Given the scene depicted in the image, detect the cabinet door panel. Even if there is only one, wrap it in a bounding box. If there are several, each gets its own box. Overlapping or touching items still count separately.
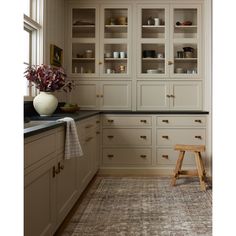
[56,158,78,226]
[171,81,202,110]
[100,82,131,110]
[73,82,99,110]
[24,159,56,236]
[137,81,170,110]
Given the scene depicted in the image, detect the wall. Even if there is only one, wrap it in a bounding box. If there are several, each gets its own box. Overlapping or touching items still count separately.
[44,0,68,102]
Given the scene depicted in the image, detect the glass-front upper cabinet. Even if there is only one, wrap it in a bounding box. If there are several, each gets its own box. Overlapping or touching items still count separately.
[69,5,99,77]
[100,5,131,77]
[137,5,169,77]
[170,5,201,77]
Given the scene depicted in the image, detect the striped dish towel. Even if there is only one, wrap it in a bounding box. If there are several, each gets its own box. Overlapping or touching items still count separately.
[58,117,83,159]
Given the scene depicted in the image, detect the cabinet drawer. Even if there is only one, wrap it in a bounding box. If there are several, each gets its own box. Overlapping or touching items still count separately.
[156,116,206,127]
[103,148,152,166]
[103,128,152,146]
[24,131,56,169]
[103,115,152,126]
[77,116,100,138]
[157,148,196,166]
[157,129,205,146]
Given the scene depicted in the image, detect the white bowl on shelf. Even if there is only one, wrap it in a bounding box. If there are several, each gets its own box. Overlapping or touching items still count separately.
[147,69,158,74]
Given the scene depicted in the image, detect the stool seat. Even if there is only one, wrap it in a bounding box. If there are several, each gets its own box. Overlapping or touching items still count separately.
[171,144,207,191]
[175,144,205,152]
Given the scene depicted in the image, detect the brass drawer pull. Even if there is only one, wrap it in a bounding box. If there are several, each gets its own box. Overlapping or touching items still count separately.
[58,162,64,171]
[52,166,59,178]
[96,131,100,134]
[85,137,93,142]
[168,60,173,65]
[140,120,147,123]
[166,94,171,98]
[107,119,114,123]
[194,119,202,123]
[140,135,147,139]
[162,120,169,123]
[96,120,100,124]
[162,135,169,139]
[140,155,147,158]
[195,135,202,139]
[170,94,175,98]
[107,135,114,139]
[107,154,114,158]
[85,124,93,129]
[162,155,169,159]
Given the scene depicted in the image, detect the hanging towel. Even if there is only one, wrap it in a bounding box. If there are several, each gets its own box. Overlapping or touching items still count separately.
[58,117,83,159]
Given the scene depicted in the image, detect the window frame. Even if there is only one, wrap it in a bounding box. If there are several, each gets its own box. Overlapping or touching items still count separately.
[23,0,44,100]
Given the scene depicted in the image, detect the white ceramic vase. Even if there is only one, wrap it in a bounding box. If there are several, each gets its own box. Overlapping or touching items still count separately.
[33,92,58,116]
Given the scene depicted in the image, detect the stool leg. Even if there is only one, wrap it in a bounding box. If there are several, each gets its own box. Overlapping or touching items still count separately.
[194,152,207,191]
[171,150,185,186]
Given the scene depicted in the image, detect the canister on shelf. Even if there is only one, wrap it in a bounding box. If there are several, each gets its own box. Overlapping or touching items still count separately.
[85,50,93,58]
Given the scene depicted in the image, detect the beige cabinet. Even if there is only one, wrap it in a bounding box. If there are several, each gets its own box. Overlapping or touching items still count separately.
[156,115,207,168]
[137,81,202,110]
[76,116,100,195]
[101,115,153,167]
[72,81,131,110]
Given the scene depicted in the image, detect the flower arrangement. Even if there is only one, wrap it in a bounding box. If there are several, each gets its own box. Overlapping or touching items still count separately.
[24,64,72,92]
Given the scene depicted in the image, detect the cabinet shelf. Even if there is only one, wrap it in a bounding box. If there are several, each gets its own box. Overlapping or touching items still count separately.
[142,58,165,61]
[174,58,197,61]
[104,58,127,61]
[174,25,197,28]
[72,58,95,61]
[142,25,165,28]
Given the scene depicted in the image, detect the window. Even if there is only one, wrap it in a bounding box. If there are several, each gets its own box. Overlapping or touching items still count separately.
[23,0,43,99]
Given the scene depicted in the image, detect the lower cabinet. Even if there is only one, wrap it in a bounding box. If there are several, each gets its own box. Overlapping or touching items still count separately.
[24,117,100,236]
[137,81,202,110]
[72,81,131,110]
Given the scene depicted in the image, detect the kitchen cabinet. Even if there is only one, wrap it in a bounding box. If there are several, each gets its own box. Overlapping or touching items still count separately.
[76,115,100,195]
[137,81,202,110]
[101,115,153,167]
[136,3,201,78]
[66,3,132,78]
[156,115,207,167]
[24,116,100,235]
[72,80,131,110]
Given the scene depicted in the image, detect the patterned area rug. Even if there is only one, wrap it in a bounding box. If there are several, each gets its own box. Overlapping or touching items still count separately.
[58,177,212,236]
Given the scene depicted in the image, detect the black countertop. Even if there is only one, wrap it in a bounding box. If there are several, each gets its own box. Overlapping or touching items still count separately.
[24,110,209,138]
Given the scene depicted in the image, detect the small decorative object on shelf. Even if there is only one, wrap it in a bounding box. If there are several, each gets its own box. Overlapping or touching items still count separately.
[24,65,72,116]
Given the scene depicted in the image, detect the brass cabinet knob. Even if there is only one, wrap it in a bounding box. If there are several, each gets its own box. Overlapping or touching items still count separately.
[140,135,147,139]
[52,166,59,178]
[162,155,169,159]
[140,155,147,158]
[107,154,114,158]
[140,120,147,123]
[162,135,169,139]
[99,62,102,65]
[107,119,114,123]
[100,94,104,98]
[96,94,100,98]
[166,94,171,98]
[58,162,64,171]
[170,94,175,98]
[195,135,202,139]
[107,135,114,139]
[168,60,173,65]
[96,120,100,123]
[194,119,202,123]
[162,120,169,123]
[96,131,100,134]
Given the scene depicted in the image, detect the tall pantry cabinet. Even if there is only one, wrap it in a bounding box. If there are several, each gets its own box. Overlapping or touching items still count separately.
[65,0,205,111]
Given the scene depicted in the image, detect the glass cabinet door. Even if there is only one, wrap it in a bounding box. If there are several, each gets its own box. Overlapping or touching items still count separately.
[100,5,131,77]
[70,6,99,77]
[170,6,200,77]
[137,5,169,77]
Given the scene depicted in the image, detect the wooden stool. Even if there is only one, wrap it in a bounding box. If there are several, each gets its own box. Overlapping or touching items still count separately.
[171,144,207,191]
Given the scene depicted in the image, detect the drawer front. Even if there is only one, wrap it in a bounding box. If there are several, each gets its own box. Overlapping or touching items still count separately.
[157,148,196,166]
[103,128,152,146]
[103,148,152,166]
[103,115,152,126]
[157,129,205,147]
[156,116,206,127]
[77,116,100,138]
[24,132,56,168]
